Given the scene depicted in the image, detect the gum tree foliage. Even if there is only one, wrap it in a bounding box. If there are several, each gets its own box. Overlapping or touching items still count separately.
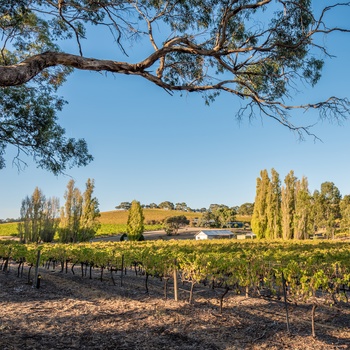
[1,1,350,172]
[237,202,254,216]
[115,202,132,210]
[163,215,189,235]
[200,204,236,227]
[158,201,175,210]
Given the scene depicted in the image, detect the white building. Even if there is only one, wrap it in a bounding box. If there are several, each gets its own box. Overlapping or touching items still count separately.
[195,230,236,240]
[237,232,257,240]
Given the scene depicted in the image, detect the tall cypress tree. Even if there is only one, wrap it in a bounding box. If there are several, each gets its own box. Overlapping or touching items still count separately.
[266,168,282,239]
[340,195,350,235]
[59,179,82,243]
[127,200,145,241]
[79,178,100,241]
[281,170,297,239]
[319,182,341,238]
[294,176,311,240]
[251,170,270,238]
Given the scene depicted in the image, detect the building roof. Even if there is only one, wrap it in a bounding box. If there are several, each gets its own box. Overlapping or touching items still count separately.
[197,230,234,236]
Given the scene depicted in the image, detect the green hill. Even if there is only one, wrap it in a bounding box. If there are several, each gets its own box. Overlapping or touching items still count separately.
[96,209,202,236]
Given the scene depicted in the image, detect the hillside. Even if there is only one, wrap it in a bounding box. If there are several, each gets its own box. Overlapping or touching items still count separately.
[96,209,202,236]
[99,209,201,224]
[0,222,18,236]
[0,210,251,237]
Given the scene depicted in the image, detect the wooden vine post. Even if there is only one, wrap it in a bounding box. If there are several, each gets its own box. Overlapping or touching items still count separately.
[34,250,41,289]
[173,259,178,302]
[281,272,290,333]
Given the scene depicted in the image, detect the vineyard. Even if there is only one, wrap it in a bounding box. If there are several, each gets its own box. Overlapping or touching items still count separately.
[1,240,350,328]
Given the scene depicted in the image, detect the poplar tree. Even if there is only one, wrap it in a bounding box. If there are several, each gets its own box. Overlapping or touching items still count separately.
[310,190,324,234]
[18,187,59,243]
[266,168,282,239]
[59,178,99,242]
[340,195,350,235]
[251,170,270,238]
[127,200,145,241]
[18,188,45,243]
[281,171,297,239]
[40,197,60,242]
[18,196,32,243]
[59,179,83,242]
[319,182,341,238]
[294,176,311,240]
[79,178,100,242]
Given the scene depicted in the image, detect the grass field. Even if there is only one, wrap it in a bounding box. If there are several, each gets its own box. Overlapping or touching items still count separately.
[96,209,203,236]
[0,222,18,236]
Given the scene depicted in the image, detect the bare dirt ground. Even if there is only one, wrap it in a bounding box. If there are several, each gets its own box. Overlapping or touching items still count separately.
[0,261,349,350]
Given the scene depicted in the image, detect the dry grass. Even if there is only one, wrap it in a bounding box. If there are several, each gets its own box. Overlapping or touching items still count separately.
[99,209,202,225]
[0,262,349,350]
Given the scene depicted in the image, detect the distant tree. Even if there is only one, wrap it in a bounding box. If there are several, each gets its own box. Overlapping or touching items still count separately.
[163,215,189,236]
[59,179,99,242]
[198,211,216,227]
[281,171,297,239]
[310,190,323,233]
[127,200,145,241]
[319,182,341,238]
[251,170,270,238]
[158,201,175,210]
[18,187,59,243]
[294,177,311,240]
[18,187,45,243]
[209,204,227,212]
[237,203,254,216]
[214,207,236,228]
[175,202,188,211]
[40,197,60,242]
[18,196,32,243]
[340,195,350,234]
[149,203,158,209]
[59,179,82,243]
[79,179,100,242]
[115,202,132,210]
[266,169,282,239]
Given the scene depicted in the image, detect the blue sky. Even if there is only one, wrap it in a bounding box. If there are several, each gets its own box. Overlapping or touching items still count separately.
[1,2,350,219]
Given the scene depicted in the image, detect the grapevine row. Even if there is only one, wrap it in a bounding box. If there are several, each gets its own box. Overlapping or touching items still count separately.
[1,240,349,303]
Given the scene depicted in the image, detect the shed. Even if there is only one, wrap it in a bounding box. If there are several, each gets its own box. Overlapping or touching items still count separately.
[237,232,257,240]
[195,230,236,240]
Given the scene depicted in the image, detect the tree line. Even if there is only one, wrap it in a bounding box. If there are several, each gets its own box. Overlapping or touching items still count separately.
[251,169,347,239]
[18,179,100,243]
[116,201,253,216]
